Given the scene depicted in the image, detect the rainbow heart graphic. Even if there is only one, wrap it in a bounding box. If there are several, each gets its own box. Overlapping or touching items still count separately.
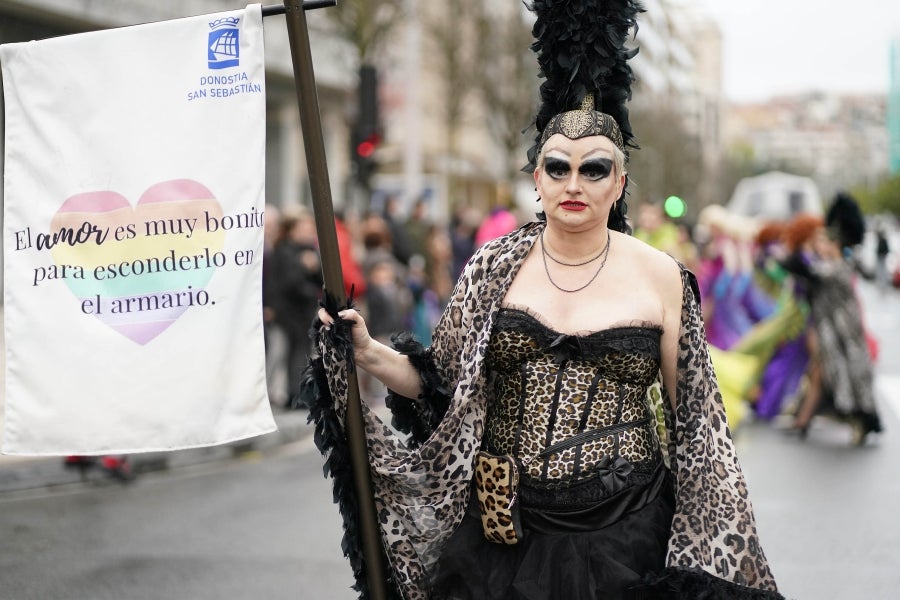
[48,179,225,344]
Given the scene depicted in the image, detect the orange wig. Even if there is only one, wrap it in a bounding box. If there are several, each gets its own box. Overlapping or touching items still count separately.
[782,214,824,253]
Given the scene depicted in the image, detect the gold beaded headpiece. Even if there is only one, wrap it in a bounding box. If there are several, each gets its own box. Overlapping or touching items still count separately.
[538,94,625,154]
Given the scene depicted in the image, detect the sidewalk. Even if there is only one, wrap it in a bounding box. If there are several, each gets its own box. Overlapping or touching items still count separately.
[0,306,316,495]
[0,407,314,495]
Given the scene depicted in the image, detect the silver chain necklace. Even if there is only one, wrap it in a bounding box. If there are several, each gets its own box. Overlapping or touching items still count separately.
[540,230,608,266]
[540,230,611,293]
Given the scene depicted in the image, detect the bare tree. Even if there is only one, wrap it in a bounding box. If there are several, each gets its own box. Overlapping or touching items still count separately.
[421,0,483,203]
[628,101,703,215]
[472,5,538,202]
[320,0,406,65]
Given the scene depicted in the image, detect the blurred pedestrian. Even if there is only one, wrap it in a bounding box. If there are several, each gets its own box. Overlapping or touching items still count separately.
[404,196,432,261]
[365,257,410,343]
[634,200,679,255]
[272,208,322,403]
[424,223,455,304]
[783,205,882,445]
[381,194,416,266]
[875,222,890,293]
[450,206,479,278]
[474,204,518,247]
[334,211,367,300]
[262,203,289,408]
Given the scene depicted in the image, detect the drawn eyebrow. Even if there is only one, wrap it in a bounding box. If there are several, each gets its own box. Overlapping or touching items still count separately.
[582,148,614,159]
[543,146,572,157]
[580,158,613,165]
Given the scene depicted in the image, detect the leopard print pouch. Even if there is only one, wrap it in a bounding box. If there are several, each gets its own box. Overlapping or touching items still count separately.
[474,451,525,544]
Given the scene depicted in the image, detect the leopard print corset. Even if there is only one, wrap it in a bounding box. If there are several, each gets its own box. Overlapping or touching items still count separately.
[484,307,663,491]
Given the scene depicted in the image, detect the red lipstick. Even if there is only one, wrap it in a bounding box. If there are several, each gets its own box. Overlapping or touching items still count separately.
[560,201,587,211]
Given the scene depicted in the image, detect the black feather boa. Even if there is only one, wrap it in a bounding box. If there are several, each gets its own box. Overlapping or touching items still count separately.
[384,331,452,448]
[303,289,403,600]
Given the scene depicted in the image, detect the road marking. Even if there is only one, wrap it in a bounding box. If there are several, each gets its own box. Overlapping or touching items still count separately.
[876,374,900,421]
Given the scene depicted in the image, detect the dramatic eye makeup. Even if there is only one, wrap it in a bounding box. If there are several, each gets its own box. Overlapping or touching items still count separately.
[543,156,570,179]
[579,158,613,181]
[542,156,613,181]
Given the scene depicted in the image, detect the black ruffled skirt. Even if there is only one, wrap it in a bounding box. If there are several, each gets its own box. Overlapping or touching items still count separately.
[433,465,675,600]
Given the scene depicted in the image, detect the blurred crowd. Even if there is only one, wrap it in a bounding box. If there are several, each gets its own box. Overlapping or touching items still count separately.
[261,197,524,406]
[264,193,890,446]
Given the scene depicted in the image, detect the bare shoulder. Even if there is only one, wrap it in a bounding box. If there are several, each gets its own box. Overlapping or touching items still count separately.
[617,233,683,294]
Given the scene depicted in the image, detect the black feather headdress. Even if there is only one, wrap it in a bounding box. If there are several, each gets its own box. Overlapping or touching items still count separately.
[526,0,644,232]
[825,191,866,248]
[527,0,643,164]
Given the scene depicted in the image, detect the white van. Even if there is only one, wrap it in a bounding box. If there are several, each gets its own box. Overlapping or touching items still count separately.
[727,171,823,221]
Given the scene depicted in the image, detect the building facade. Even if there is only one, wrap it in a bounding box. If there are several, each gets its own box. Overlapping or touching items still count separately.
[725,93,889,201]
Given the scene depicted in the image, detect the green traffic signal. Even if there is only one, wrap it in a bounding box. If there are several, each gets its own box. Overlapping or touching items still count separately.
[664,195,686,218]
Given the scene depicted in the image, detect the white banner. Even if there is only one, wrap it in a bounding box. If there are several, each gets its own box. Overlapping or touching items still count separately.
[1,4,276,454]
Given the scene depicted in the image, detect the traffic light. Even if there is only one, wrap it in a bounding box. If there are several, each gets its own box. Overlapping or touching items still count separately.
[351,64,379,189]
[664,195,687,219]
[352,130,380,187]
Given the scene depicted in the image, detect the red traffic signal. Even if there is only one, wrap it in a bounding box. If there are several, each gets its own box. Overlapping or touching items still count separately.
[356,140,375,158]
[355,133,380,158]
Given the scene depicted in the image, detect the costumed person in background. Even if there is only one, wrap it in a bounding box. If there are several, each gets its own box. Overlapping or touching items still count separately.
[784,195,883,445]
[750,214,821,422]
[730,220,809,420]
[307,1,782,598]
[633,200,681,257]
[692,206,771,428]
[747,221,790,304]
[695,205,764,351]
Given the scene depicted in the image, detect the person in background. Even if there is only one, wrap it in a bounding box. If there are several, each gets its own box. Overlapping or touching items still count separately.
[874,222,891,293]
[424,223,455,304]
[334,210,367,301]
[404,197,433,261]
[633,200,680,255]
[272,208,322,404]
[364,257,411,344]
[783,197,883,445]
[262,203,289,408]
[474,203,518,248]
[449,205,479,279]
[381,194,416,267]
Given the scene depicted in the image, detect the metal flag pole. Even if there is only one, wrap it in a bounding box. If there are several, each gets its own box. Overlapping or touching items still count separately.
[276,2,389,599]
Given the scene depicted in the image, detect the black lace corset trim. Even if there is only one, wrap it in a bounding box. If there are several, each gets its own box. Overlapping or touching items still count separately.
[494,306,663,359]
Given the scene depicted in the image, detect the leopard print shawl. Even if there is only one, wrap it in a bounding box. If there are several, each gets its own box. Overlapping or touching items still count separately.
[311,221,781,600]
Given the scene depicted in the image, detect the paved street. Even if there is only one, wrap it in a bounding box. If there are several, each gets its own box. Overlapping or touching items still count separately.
[0,280,898,599]
[0,437,357,600]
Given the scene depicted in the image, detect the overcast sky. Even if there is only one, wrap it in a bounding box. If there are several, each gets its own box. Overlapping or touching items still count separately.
[695,0,900,102]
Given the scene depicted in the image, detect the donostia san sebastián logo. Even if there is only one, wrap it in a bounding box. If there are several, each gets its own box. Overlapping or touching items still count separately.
[208,16,240,69]
[187,14,262,102]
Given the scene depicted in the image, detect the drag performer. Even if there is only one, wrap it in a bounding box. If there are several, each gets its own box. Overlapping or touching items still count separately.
[306,1,783,598]
[785,196,883,444]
